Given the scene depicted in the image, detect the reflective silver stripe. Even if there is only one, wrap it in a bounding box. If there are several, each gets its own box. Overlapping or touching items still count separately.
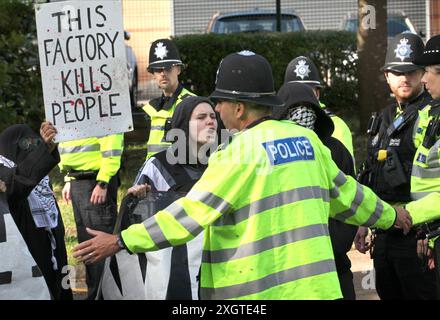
[59,144,100,154]
[150,126,165,130]
[165,202,204,236]
[411,191,436,200]
[143,216,171,249]
[147,144,169,153]
[333,171,347,186]
[214,186,329,227]
[200,259,336,300]
[428,140,440,163]
[412,165,440,178]
[361,198,384,227]
[330,171,347,199]
[187,190,233,215]
[101,150,122,158]
[203,223,329,263]
[333,183,364,222]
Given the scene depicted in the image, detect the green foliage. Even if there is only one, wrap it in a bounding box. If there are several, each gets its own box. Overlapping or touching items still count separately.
[0,0,43,133]
[174,31,358,114]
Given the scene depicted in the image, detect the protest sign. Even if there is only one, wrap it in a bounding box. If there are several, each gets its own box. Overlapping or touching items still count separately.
[35,0,133,142]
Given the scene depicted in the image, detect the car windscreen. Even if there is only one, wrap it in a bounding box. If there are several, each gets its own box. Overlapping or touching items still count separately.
[213,14,304,33]
[343,17,413,37]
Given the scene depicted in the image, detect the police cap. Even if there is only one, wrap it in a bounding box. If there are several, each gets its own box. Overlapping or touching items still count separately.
[382,33,425,73]
[147,38,184,73]
[284,56,323,88]
[413,34,440,66]
[209,51,284,108]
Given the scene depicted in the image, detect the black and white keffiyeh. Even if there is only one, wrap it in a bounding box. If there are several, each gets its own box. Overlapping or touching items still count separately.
[0,155,59,270]
[287,106,317,130]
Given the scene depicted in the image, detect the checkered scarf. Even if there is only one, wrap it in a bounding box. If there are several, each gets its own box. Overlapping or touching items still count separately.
[287,106,317,130]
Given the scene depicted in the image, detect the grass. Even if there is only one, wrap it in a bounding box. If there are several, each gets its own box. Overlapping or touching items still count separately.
[51,117,367,267]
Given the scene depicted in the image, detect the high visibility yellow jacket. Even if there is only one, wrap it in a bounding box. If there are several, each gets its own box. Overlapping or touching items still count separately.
[142,86,195,159]
[58,134,124,183]
[411,104,440,200]
[407,103,440,227]
[320,102,354,159]
[121,119,396,300]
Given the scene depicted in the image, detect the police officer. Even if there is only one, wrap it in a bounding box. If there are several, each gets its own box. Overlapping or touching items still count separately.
[356,33,437,300]
[284,56,354,159]
[410,34,440,298]
[73,51,412,300]
[59,133,123,299]
[143,38,195,159]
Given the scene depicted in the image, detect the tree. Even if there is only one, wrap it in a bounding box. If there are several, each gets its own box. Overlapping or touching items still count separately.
[357,0,389,131]
[0,0,43,132]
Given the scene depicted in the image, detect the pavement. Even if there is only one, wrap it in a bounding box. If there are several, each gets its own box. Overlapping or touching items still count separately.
[72,249,379,300]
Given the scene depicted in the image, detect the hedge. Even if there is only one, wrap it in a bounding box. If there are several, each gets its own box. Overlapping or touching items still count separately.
[0,0,43,133]
[174,31,358,115]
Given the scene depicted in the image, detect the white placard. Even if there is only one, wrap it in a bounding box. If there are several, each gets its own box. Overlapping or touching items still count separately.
[35,0,133,142]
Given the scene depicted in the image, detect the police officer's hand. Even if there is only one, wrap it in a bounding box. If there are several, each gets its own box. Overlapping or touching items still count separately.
[127,183,151,199]
[72,228,120,264]
[40,121,57,152]
[90,184,107,205]
[393,207,413,235]
[0,179,6,193]
[354,226,370,254]
[62,182,71,204]
[417,239,436,270]
[417,239,429,258]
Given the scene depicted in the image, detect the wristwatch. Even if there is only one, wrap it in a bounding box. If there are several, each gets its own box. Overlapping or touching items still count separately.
[97,181,108,189]
[116,234,126,250]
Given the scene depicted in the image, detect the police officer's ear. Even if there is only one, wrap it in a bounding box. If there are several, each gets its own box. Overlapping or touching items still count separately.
[384,71,390,84]
[175,65,182,76]
[235,102,246,120]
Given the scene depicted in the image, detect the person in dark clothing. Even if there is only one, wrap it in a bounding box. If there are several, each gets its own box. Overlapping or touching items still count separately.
[275,82,357,299]
[0,123,72,300]
[356,33,437,300]
[100,96,220,299]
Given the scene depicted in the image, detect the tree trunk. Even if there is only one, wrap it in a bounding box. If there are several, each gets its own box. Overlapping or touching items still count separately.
[357,0,388,131]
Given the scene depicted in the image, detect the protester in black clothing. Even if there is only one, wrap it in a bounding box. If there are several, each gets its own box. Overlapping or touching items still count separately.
[0,123,72,300]
[275,82,357,299]
[100,96,221,299]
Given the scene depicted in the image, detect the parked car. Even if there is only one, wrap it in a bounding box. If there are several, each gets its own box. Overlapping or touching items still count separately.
[124,31,138,109]
[206,9,306,33]
[340,11,423,39]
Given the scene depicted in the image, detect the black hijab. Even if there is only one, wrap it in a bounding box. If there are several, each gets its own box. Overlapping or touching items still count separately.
[165,96,220,165]
[0,124,43,164]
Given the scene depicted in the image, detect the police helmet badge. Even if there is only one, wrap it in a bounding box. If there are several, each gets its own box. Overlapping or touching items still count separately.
[154,42,168,60]
[394,38,413,62]
[294,59,311,80]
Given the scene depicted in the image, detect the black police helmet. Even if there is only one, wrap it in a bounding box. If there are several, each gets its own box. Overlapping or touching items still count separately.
[209,51,284,108]
[147,38,184,73]
[284,56,323,88]
[413,34,440,66]
[382,33,425,73]
[275,82,334,138]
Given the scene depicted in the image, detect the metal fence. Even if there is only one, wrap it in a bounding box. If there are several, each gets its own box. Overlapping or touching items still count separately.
[120,0,430,102]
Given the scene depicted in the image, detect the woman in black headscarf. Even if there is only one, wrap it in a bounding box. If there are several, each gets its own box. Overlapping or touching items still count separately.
[99,97,221,300]
[0,122,72,300]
